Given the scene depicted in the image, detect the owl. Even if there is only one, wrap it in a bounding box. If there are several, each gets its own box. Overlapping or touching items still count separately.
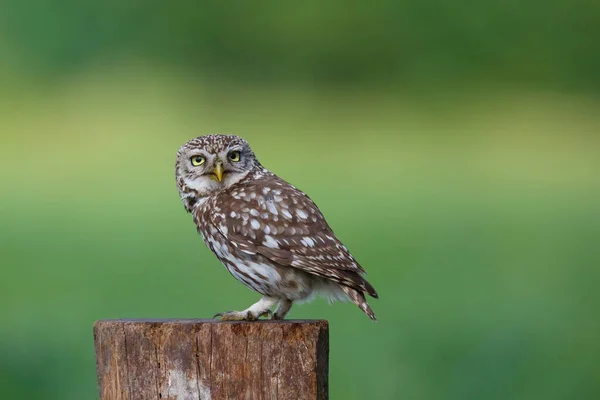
[175,134,378,321]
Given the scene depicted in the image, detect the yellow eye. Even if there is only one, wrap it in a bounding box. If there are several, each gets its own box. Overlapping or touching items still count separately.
[191,155,205,166]
[228,151,241,162]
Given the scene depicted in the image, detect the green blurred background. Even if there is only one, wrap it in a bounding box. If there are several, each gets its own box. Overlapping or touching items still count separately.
[1,1,599,399]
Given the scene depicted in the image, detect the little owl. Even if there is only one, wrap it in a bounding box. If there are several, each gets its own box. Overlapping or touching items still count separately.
[175,134,378,321]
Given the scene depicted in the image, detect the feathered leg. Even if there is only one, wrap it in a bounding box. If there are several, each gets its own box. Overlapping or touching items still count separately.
[273,299,293,320]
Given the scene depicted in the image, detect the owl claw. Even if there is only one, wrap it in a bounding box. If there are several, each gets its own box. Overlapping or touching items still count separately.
[213,311,233,319]
[213,311,247,321]
[213,310,272,321]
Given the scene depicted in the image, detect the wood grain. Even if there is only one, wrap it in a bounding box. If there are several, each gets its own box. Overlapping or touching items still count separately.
[94,319,328,400]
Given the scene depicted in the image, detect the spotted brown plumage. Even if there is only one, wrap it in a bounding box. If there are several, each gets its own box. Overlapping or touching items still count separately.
[176,134,378,321]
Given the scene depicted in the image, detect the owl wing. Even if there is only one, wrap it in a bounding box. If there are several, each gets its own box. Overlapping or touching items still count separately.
[208,173,378,298]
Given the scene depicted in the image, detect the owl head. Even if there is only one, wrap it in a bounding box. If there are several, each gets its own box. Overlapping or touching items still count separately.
[175,134,260,210]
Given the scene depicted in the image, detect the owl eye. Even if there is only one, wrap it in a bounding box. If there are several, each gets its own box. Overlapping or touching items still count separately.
[228,151,241,162]
[191,155,205,166]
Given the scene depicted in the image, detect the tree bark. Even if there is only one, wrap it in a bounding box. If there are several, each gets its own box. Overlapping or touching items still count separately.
[94,319,328,400]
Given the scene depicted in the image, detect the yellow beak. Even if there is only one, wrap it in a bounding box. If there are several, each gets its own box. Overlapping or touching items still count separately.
[212,162,224,182]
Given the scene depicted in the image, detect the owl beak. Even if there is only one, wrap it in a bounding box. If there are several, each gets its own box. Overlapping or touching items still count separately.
[212,162,224,182]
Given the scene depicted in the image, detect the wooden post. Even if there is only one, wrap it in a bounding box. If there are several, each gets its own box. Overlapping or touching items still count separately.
[94,319,329,400]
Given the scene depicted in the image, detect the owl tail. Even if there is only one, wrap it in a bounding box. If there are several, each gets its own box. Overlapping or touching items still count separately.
[341,286,377,321]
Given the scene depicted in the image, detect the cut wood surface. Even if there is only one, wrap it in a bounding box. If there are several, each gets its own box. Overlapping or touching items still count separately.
[94,319,329,400]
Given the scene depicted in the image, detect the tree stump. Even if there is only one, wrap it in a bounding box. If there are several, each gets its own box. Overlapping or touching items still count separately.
[94,319,329,400]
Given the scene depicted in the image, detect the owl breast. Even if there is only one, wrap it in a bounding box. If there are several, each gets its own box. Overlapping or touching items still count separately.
[195,200,314,299]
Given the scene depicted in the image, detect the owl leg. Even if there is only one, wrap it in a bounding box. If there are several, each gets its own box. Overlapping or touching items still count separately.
[272,299,293,320]
[214,296,278,321]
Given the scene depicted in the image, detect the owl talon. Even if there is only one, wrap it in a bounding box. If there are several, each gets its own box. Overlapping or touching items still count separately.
[213,309,273,321]
[246,310,273,321]
[213,311,233,319]
[212,310,260,321]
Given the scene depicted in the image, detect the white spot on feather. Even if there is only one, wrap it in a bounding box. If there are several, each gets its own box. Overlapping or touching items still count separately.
[301,237,315,247]
[281,209,293,219]
[250,219,260,229]
[267,202,278,215]
[296,209,308,219]
[263,235,279,248]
